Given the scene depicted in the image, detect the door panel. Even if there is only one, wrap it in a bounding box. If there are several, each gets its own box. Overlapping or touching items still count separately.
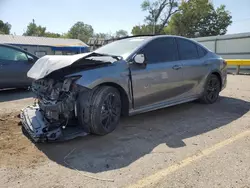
[176,38,210,96]
[181,59,210,95]
[0,46,33,88]
[0,60,33,88]
[130,61,184,108]
[129,37,188,109]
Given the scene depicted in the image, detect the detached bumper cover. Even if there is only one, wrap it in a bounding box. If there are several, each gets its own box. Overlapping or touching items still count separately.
[21,105,88,142]
[20,105,63,142]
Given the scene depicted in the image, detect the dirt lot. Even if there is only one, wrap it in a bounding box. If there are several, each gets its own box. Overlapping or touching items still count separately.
[0,75,249,188]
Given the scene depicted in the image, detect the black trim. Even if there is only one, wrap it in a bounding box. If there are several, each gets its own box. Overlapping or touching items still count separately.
[175,37,181,61]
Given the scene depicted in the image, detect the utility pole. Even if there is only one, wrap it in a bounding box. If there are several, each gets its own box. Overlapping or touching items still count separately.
[153,12,156,35]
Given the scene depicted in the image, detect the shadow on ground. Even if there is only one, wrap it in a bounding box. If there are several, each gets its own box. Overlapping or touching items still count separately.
[37,96,250,173]
[0,89,34,102]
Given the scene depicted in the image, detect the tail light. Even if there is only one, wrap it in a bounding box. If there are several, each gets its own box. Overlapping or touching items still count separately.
[221,60,227,69]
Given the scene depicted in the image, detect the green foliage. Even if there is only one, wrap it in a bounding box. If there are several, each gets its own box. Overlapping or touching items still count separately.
[23,19,61,38]
[0,20,11,34]
[67,21,94,43]
[44,32,61,38]
[115,29,128,38]
[23,19,46,36]
[94,32,112,39]
[132,25,153,35]
[168,0,232,37]
[132,24,165,35]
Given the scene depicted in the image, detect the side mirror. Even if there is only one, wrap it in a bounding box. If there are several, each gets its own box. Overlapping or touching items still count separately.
[134,54,145,64]
[28,56,34,63]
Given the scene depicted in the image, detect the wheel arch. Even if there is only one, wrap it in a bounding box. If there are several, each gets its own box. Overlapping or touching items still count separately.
[97,82,130,116]
[210,71,222,91]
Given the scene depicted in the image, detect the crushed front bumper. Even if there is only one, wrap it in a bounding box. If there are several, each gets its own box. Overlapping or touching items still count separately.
[20,105,63,142]
[21,105,88,142]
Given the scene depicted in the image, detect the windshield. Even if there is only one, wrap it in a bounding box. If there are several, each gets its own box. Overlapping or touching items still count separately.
[94,37,150,59]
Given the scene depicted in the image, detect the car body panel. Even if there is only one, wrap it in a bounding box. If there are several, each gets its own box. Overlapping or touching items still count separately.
[129,60,185,108]
[0,59,34,88]
[0,44,38,89]
[27,53,92,80]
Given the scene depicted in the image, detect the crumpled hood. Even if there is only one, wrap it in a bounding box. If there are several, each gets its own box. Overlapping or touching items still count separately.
[27,52,92,80]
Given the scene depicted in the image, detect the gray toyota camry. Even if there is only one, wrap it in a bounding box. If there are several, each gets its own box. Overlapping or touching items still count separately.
[21,35,227,142]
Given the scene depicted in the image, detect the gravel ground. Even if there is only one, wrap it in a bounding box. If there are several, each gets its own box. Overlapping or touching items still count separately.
[0,74,249,188]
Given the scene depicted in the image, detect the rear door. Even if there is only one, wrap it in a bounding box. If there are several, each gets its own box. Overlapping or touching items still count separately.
[0,46,33,88]
[130,37,185,109]
[176,38,210,96]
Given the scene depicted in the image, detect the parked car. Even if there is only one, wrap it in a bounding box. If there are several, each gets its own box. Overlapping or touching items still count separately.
[0,44,38,89]
[21,35,227,142]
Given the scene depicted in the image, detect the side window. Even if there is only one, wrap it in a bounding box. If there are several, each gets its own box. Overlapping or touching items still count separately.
[140,38,178,63]
[197,45,208,58]
[0,46,28,61]
[177,38,199,60]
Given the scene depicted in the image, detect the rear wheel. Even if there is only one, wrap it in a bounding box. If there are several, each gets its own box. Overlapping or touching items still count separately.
[88,86,121,135]
[200,74,221,104]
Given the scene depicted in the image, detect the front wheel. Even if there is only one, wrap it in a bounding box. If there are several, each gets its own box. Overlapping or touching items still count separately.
[88,86,121,135]
[200,74,221,104]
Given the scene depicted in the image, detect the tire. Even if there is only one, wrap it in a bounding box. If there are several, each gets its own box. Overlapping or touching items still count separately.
[88,86,121,135]
[200,74,221,104]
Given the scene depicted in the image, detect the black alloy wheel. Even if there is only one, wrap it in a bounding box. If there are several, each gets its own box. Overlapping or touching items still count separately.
[200,74,221,104]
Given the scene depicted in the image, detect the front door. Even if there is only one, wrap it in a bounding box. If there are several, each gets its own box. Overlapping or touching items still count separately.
[0,46,33,88]
[130,37,185,109]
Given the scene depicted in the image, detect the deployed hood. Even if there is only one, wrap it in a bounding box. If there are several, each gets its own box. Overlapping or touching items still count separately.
[27,53,92,80]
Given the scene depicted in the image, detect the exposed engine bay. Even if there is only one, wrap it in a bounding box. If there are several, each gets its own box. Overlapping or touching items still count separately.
[32,77,79,124]
[20,52,123,142]
[20,76,89,142]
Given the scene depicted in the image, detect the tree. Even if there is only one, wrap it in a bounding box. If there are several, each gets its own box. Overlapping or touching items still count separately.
[44,32,61,38]
[132,24,166,35]
[141,0,179,34]
[168,0,232,37]
[23,19,46,36]
[67,22,94,43]
[115,29,128,38]
[132,25,152,35]
[23,19,62,38]
[94,32,112,39]
[0,20,11,34]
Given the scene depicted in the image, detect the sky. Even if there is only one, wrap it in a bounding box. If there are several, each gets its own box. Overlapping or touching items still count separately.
[0,0,250,36]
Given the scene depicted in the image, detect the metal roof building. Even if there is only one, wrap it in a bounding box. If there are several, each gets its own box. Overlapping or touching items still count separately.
[0,35,89,57]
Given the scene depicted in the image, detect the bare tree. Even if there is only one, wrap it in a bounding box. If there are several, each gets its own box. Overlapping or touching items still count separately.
[141,0,179,34]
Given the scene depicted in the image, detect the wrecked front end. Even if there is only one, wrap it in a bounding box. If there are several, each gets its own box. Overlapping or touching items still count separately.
[20,52,121,142]
[21,76,88,142]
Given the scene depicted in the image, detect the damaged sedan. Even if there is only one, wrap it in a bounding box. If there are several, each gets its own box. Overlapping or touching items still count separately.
[21,35,227,142]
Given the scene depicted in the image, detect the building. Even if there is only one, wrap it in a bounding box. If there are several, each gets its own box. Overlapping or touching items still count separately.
[88,38,106,51]
[193,32,250,59]
[0,35,89,57]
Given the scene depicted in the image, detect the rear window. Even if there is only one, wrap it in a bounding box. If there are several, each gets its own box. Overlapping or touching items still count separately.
[197,45,208,58]
[177,38,199,60]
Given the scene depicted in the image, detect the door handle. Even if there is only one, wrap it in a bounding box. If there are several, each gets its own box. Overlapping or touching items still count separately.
[172,65,182,70]
[203,62,209,66]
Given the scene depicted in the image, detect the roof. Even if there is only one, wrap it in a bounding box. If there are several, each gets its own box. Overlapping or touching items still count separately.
[0,34,88,47]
